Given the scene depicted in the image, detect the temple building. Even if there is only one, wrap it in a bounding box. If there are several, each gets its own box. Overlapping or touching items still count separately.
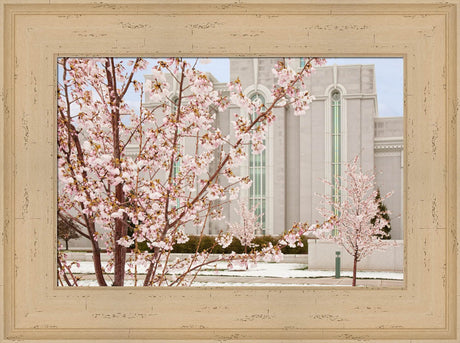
[205,59,403,239]
[67,58,404,250]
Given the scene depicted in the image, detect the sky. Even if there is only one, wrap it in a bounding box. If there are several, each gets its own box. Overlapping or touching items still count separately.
[325,58,403,117]
[122,58,233,114]
[125,57,403,117]
[62,57,403,118]
[198,57,403,117]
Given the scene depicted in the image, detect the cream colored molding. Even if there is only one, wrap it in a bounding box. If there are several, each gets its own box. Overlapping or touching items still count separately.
[374,137,404,151]
[0,1,458,342]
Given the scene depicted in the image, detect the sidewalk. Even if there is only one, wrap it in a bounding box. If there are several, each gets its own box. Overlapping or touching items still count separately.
[73,273,404,287]
[67,258,404,288]
[183,275,404,287]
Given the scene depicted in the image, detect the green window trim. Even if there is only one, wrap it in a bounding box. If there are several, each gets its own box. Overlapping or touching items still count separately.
[331,90,341,223]
[171,97,181,209]
[249,93,266,233]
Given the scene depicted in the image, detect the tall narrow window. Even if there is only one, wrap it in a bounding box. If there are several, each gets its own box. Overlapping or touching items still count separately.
[331,90,341,218]
[171,97,181,209]
[249,93,266,233]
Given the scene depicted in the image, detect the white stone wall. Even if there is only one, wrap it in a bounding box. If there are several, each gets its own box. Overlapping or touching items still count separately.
[308,239,404,272]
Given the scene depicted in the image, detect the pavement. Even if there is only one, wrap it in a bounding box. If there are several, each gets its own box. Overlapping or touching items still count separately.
[72,273,404,288]
[65,252,404,288]
[190,275,404,287]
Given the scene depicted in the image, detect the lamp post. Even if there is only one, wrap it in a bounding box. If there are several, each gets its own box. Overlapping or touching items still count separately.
[335,251,341,279]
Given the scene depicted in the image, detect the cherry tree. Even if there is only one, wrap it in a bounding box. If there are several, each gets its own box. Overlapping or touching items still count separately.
[223,201,261,271]
[57,57,330,286]
[228,201,260,253]
[315,156,393,286]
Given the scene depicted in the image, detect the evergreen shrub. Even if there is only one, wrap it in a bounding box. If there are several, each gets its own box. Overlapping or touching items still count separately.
[169,235,308,254]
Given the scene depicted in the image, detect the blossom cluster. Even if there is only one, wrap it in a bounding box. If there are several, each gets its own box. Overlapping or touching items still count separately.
[57,57,328,286]
[316,156,393,262]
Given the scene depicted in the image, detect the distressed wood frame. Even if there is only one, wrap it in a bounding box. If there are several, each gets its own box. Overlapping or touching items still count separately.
[0,1,458,342]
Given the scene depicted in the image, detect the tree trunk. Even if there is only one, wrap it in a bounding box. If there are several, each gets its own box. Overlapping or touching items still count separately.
[106,58,127,287]
[111,137,127,286]
[113,214,127,286]
[84,218,107,287]
[65,239,69,251]
[143,261,155,287]
[143,246,161,286]
[90,237,107,286]
[352,254,358,287]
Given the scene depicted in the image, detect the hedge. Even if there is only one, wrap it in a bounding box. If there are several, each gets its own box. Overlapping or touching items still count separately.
[130,235,308,254]
[171,235,308,254]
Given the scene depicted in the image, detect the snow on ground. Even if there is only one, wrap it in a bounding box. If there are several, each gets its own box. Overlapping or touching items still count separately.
[69,261,403,280]
[73,280,354,287]
[189,282,352,287]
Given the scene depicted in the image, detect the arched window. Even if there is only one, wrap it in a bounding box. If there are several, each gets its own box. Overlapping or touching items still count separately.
[331,90,342,216]
[249,93,266,233]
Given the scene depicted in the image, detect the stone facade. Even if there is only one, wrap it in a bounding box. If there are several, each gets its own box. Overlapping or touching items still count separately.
[67,58,404,250]
[212,59,403,240]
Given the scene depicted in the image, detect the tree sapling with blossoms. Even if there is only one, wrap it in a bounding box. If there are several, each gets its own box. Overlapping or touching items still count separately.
[228,201,260,254]
[315,156,393,286]
[224,200,261,270]
[58,57,330,286]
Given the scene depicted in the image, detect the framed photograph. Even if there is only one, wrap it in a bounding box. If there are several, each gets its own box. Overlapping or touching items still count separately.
[0,1,457,341]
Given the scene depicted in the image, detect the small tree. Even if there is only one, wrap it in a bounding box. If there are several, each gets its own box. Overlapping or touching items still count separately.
[315,156,393,286]
[228,201,260,254]
[372,189,391,240]
[57,217,80,250]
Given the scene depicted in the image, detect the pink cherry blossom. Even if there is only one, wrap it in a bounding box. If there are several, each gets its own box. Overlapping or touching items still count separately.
[313,155,393,286]
[57,57,331,287]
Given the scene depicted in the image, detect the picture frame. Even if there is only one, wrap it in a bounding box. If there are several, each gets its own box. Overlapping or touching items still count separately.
[0,1,458,341]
